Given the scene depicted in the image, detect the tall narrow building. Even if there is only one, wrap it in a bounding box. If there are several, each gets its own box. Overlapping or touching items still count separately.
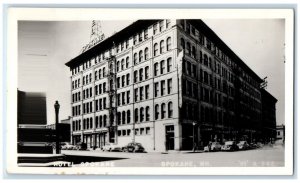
[65,20,275,152]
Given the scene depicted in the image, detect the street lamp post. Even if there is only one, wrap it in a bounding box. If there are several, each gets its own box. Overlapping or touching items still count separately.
[192,122,196,152]
[54,101,60,154]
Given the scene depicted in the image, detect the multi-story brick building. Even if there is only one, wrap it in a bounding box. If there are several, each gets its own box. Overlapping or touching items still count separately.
[65,19,275,152]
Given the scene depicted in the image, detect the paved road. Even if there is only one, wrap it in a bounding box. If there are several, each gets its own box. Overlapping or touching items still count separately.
[62,145,284,167]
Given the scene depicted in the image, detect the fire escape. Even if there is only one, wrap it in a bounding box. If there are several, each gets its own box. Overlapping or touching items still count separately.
[107,51,118,144]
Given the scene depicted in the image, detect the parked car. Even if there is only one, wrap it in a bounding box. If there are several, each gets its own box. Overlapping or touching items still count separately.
[221,141,239,151]
[75,142,87,150]
[122,142,145,153]
[249,142,258,149]
[61,142,76,150]
[237,141,250,150]
[204,142,222,152]
[102,143,122,152]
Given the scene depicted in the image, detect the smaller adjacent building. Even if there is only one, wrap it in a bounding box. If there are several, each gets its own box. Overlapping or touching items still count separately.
[276,124,285,144]
[47,117,71,143]
[260,89,278,143]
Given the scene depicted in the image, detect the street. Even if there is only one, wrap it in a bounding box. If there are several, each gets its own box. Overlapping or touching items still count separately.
[61,145,284,167]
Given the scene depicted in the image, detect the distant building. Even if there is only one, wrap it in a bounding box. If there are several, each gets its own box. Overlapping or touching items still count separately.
[276,124,285,144]
[17,90,53,154]
[65,20,277,152]
[261,89,278,143]
[47,117,71,143]
[18,90,47,125]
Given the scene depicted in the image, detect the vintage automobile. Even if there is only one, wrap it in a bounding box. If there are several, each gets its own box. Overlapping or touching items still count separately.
[102,143,122,152]
[74,142,87,150]
[221,141,239,151]
[237,141,250,150]
[61,142,76,150]
[203,142,222,152]
[122,142,145,153]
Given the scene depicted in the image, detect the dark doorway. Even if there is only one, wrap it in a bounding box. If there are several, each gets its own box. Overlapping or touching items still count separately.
[165,125,175,150]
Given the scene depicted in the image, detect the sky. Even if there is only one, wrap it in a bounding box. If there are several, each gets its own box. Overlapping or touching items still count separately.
[18,19,285,125]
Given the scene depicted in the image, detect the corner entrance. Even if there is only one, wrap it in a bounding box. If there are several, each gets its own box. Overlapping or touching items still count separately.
[165,125,175,150]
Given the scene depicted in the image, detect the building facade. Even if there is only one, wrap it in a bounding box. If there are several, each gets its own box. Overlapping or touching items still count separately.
[261,89,278,143]
[66,20,275,152]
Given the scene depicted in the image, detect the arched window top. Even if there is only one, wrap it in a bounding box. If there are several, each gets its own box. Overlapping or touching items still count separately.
[154,43,158,56]
[160,40,165,54]
[139,50,143,62]
[144,47,149,60]
[166,37,171,51]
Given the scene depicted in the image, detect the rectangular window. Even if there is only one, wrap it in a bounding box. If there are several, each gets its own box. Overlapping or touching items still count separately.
[145,66,149,79]
[153,23,158,35]
[161,80,166,96]
[99,99,102,110]
[154,82,159,97]
[144,29,148,39]
[159,20,164,32]
[133,35,137,45]
[134,71,138,83]
[167,58,172,72]
[166,19,171,28]
[139,32,143,42]
[140,87,144,101]
[122,92,125,105]
[126,74,130,85]
[117,77,120,88]
[167,79,172,94]
[103,97,106,109]
[121,75,125,87]
[145,85,150,99]
[127,91,130,104]
[135,88,138,102]
[140,128,145,135]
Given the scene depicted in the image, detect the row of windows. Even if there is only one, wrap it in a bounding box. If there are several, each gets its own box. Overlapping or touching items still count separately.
[153,20,171,35]
[117,73,130,88]
[154,78,172,97]
[72,120,81,131]
[134,85,150,102]
[72,78,81,89]
[72,91,81,103]
[153,37,172,57]
[133,29,148,45]
[95,82,107,96]
[94,67,106,81]
[117,110,131,125]
[83,117,93,130]
[117,91,131,106]
[95,97,107,111]
[71,20,171,76]
[134,127,151,136]
[116,40,129,53]
[180,20,261,90]
[83,101,94,114]
[182,102,198,121]
[72,105,81,116]
[116,57,130,72]
[154,102,173,120]
[133,66,149,83]
[154,57,172,76]
[133,47,149,65]
[117,129,131,137]
[134,106,150,123]
[83,87,93,99]
[83,74,92,85]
